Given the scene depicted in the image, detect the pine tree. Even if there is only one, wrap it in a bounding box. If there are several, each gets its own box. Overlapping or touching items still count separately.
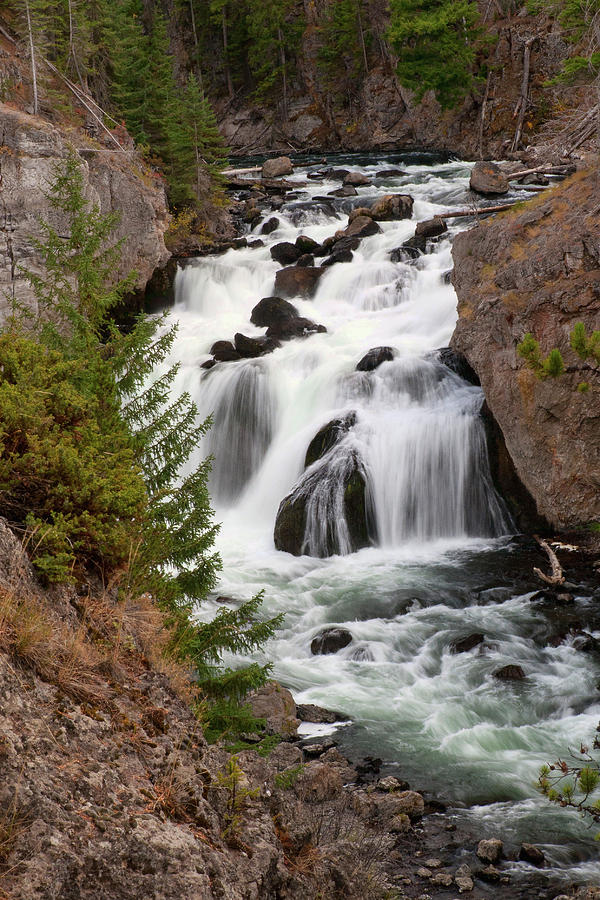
[245,0,302,112]
[5,152,281,734]
[169,73,229,204]
[387,0,480,109]
[318,0,371,92]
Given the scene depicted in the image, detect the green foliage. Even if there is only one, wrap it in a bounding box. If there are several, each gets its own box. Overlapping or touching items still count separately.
[317,0,371,93]
[538,742,600,829]
[169,73,229,204]
[387,0,481,109]
[1,154,281,734]
[570,321,600,363]
[274,764,305,790]
[216,755,259,839]
[517,332,565,378]
[245,0,302,103]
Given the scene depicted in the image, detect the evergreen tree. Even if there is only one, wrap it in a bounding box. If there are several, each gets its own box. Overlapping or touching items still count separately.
[387,0,480,109]
[4,152,281,733]
[169,73,229,204]
[244,0,302,111]
[318,0,371,92]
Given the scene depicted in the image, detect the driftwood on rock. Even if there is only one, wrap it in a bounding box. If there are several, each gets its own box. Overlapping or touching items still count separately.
[438,203,516,220]
[508,164,575,180]
[533,536,565,586]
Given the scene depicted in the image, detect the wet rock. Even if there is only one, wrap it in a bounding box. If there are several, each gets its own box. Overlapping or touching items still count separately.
[350,645,374,661]
[343,171,372,186]
[518,843,545,866]
[393,790,425,820]
[356,756,382,778]
[328,185,357,197]
[311,628,353,655]
[248,239,265,249]
[321,249,353,266]
[344,215,381,239]
[266,316,327,341]
[455,874,474,892]
[356,346,395,372]
[326,168,350,180]
[450,633,485,654]
[478,865,502,883]
[476,838,503,863]
[519,173,549,186]
[302,741,336,758]
[270,241,302,265]
[369,194,414,221]
[295,704,346,724]
[210,340,241,362]
[469,161,509,195]
[262,156,293,178]
[250,296,299,328]
[348,206,374,222]
[296,253,315,267]
[200,358,217,370]
[305,412,357,468]
[377,168,406,177]
[493,664,525,680]
[261,216,280,235]
[416,216,448,238]
[274,265,326,299]
[247,681,299,736]
[245,206,262,224]
[424,859,442,869]
[234,332,280,358]
[295,234,320,254]
[390,234,426,262]
[437,347,480,386]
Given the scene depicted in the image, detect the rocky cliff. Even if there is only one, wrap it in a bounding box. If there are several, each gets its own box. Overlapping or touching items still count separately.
[451,168,600,530]
[0,104,170,319]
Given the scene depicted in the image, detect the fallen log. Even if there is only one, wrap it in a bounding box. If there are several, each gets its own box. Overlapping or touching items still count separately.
[508,164,575,180]
[437,202,516,219]
[533,535,565,586]
[222,165,262,175]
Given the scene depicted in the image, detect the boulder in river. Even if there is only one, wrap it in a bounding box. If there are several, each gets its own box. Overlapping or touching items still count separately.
[210,340,241,362]
[250,296,299,328]
[477,839,503,864]
[274,265,325,299]
[518,843,545,867]
[343,172,372,186]
[376,168,406,177]
[356,347,395,372]
[311,628,353,655]
[469,161,509,196]
[262,156,293,178]
[416,216,448,238]
[247,681,299,736]
[305,412,357,468]
[234,332,280,358]
[266,315,327,341]
[344,215,381,239]
[450,633,485,654]
[328,185,357,197]
[369,194,414,221]
[321,248,353,266]
[390,234,426,261]
[261,216,280,235]
[271,241,302,265]
[296,253,315,267]
[295,234,320,254]
[274,449,370,556]
[493,664,525,680]
[437,347,480,386]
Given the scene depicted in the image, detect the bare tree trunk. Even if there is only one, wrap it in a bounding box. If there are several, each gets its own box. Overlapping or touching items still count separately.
[357,4,369,75]
[67,0,86,91]
[277,26,287,119]
[511,36,536,152]
[478,72,492,159]
[24,0,39,115]
[222,7,233,99]
[194,121,201,201]
[188,0,204,94]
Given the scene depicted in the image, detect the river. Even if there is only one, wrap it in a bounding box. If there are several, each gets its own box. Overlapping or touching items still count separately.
[164,153,600,889]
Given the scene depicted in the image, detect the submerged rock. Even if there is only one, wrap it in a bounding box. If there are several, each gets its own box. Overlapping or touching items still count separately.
[390,234,426,261]
[437,347,480,386]
[493,664,525,680]
[356,347,395,372]
[343,171,371,186]
[274,265,325,299]
[266,317,327,341]
[450,633,485,654]
[310,628,353,655]
[305,412,357,468]
[518,843,545,866]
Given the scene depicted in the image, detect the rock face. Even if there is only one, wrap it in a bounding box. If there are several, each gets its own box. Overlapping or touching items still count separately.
[451,170,600,529]
[469,161,509,195]
[0,105,169,320]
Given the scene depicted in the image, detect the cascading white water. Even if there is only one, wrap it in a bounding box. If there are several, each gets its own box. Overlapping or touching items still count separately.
[164,155,600,887]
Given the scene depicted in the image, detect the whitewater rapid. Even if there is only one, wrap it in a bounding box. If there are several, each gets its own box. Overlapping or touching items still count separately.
[165,154,600,885]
